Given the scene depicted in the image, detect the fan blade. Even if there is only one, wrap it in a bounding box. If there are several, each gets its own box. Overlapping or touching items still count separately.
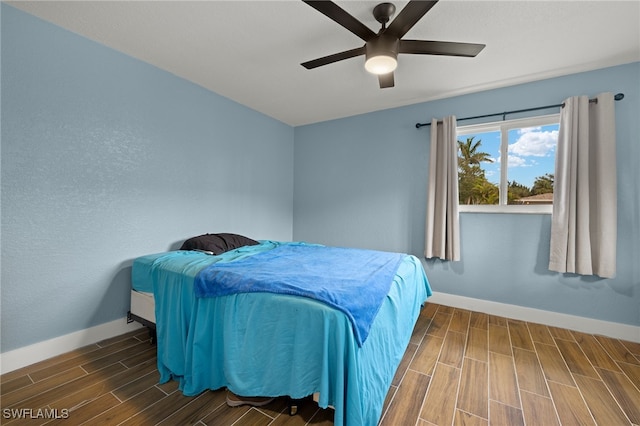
[386,1,438,39]
[400,40,485,57]
[303,1,376,41]
[301,46,366,69]
[378,72,394,88]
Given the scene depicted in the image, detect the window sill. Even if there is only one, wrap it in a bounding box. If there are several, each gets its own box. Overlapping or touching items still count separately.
[459,204,552,214]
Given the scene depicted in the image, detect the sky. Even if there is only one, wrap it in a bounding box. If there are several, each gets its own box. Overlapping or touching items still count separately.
[461,124,559,188]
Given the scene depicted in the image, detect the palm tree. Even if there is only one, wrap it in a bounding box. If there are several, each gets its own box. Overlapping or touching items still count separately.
[473,180,499,204]
[458,136,493,166]
[458,136,495,204]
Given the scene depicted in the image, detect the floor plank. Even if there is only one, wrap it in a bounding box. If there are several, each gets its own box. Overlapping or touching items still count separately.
[457,358,488,419]
[87,386,167,425]
[595,367,640,424]
[489,400,524,426]
[439,331,466,368]
[156,391,226,426]
[508,320,535,351]
[47,393,121,426]
[454,410,488,426]
[2,367,87,408]
[449,309,471,334]
[573,374,631,425]
[488,324,512,356]
[555,339,599,379]
[420,363,461,425]
[513,348,549,397]
[488,352,520,409]
[594,335,640,365]
[469,311,488,330]
[427,311,452,339]
[535,342,576,387]
[465,326,488,363]
[409,333,444,376]
[547,381,596,426]
[571,331,621,371]
[616,362,640,391]
[527,322,556,345]
[391,342,417,387]
[520,391,560,426]
[380,369,430,426]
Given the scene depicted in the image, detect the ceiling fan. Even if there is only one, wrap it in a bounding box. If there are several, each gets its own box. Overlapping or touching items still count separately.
[301,0,485,88]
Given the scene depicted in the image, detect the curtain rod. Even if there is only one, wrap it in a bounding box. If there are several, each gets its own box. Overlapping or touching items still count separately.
[415,92,625,129]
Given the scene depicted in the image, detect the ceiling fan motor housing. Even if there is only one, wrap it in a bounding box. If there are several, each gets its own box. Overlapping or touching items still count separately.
[365,34,399,73]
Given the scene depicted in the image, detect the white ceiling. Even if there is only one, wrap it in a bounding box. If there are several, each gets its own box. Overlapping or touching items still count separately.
[7,0,640,126]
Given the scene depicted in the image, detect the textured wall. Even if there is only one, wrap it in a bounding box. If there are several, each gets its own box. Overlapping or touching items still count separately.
[1,5,294,352]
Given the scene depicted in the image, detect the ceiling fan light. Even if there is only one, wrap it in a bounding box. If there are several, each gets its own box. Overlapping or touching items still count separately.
[365,34,399,75]
[365,54,397,75]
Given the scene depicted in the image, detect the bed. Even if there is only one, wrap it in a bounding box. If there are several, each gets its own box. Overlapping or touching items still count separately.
[129,235,432,425]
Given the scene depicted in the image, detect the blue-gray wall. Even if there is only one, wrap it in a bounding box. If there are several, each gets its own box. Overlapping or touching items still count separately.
[1,5,294,352]
[294,62,640,328]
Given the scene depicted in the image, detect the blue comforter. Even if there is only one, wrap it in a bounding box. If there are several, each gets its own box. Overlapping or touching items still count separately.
[194,243,405,346]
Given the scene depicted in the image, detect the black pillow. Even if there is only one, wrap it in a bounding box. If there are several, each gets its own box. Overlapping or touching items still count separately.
[179,233,259,255]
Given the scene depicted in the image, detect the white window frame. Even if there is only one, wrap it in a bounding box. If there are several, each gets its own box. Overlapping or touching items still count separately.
[457,113,560,214]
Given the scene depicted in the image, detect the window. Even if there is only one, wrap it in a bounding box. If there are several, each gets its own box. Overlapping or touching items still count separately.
[457,114,559,213]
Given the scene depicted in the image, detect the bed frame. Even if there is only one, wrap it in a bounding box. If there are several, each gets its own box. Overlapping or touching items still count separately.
[127,290,156,343]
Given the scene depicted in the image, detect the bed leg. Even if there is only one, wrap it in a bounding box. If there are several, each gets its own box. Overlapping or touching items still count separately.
[288,398,299,416]
[287,395,313,416]
[149,328,157,345]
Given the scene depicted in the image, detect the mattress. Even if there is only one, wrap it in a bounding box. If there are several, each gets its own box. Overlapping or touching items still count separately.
[131,241,432,425]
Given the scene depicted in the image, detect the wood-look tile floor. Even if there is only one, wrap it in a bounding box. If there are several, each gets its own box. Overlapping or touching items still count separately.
[2,303,639,425]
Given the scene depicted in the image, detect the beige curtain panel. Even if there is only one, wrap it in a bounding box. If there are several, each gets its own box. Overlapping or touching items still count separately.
[549,92,617,278]
[425,115,460,261]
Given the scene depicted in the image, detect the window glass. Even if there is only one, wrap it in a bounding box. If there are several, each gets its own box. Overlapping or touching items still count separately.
[506,124,558,205]
[457,114,559,211]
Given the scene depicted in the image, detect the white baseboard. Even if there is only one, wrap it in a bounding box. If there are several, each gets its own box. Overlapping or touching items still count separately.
[0,317,143,375]
[428,292,640,343]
